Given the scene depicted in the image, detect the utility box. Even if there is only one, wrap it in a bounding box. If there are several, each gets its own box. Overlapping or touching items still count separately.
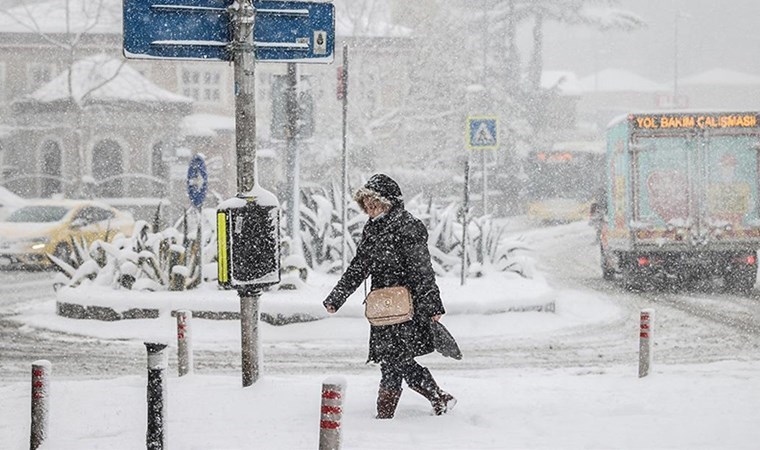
[217,194,280,290]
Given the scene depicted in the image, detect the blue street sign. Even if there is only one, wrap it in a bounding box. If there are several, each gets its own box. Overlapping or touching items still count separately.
[123,0,231,61]
[187,154,209,208]
[123,1,335,63]
[466,116,499,150]
[254,1,335,63]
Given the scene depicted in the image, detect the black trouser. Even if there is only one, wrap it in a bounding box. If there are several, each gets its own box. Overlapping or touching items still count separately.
[379,358,429,391]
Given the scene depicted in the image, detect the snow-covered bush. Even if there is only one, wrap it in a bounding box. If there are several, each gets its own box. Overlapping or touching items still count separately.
[406,197,531,278]
[50,209,217,291]
[284,187,531,280]
[288,183,365,274]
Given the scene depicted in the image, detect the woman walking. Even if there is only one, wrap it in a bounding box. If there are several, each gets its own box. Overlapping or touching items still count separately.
[323,174,456,419]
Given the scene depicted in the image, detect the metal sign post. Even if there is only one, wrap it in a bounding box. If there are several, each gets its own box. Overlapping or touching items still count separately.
[187,154,208,285]
[340,43,349,272]
[230,1,261,388]
[466,116,498,217]
[461,157,470,286]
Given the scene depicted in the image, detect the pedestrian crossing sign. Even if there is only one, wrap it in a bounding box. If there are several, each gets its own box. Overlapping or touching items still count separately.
[467,116,498,150]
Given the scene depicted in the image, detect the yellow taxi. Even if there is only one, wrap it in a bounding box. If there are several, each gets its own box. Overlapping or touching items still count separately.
[0,200,134,269]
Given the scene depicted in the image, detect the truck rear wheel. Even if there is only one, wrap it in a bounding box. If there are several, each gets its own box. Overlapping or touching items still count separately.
[600,245,615,280]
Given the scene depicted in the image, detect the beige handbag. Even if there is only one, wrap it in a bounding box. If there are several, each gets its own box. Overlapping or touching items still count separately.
[364,286,414,326]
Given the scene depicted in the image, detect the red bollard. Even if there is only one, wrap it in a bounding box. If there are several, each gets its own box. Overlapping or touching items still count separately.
[639,308,654,378]
[30,360,51,450]
[176,310,193,377]
[319,378,346,450]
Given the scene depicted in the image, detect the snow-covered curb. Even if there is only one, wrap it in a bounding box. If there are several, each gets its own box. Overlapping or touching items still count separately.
[54,271,556,322]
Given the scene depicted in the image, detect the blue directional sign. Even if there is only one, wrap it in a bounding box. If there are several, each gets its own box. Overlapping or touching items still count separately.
[123,0,335,63]
[254,1,335,63]
[123,0,232,61]
[187,154,209,208]
[466,116,499,150]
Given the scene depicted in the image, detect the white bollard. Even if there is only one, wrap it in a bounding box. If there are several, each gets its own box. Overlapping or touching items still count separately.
[639,308,655,378]
[319,377,346,450]
[176,310,194,377]
[30,360,51,450]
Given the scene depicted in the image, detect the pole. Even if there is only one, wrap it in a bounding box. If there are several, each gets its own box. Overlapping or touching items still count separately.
[639,309,654,378]
[232,0,261,387]
[241,288,261,385]
[196,205,203,285]
[30,360,51,450]
[340,43,349,272]
[461,158,470,286]
[482,150,488,216]
[233,1,256,195]
[176,310,193,377]
[319,378,346,450]
[285,62,300,251]
[145,342,168,450]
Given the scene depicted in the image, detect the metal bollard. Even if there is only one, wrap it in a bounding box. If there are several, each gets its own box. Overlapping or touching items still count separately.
[319,378,346,450]
[30,360,51,450]
[176,310,194,377]
[639,308,654,378]
[145,342,168,450]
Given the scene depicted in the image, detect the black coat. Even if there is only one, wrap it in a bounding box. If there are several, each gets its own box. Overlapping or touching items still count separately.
[323,206,445,363]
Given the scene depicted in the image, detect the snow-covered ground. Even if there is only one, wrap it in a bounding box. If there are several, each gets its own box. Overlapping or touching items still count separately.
[1,222,759,449]
[3,361,758,450]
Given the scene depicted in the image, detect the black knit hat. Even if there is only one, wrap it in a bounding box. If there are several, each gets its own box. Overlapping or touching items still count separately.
[363,174,403,208]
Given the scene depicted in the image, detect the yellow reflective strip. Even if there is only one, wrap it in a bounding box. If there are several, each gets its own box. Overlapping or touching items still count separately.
[217,212,228,283]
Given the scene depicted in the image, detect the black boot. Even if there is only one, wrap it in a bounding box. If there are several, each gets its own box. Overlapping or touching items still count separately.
[408,368,457,415]
[376,388,402,419]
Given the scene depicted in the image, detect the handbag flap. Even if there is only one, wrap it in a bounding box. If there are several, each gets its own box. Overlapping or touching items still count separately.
[365,286,412,320]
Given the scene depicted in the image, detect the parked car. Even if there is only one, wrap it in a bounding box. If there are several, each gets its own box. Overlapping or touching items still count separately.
[0,200,135,269]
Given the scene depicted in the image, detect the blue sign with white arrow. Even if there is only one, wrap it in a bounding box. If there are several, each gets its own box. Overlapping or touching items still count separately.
[187,154,209,208]
[123,0,335,63]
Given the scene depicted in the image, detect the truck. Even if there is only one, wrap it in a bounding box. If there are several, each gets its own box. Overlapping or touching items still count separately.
[599,111,760,293]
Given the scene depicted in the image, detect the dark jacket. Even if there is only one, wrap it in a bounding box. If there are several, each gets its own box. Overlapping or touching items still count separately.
[323,179,445,363]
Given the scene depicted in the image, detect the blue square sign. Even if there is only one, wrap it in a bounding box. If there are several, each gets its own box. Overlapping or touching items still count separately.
[467,117,498,150]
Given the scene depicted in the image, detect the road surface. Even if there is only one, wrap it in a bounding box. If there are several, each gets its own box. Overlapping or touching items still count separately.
[0,221,758,382]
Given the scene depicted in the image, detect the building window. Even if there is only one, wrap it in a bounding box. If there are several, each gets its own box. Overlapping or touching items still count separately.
[27,63,56,91]
[179,67,224,104]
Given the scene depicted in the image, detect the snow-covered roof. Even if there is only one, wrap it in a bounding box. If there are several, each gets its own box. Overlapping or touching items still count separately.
[679,68,760,86]
[578,68,668,93]
[541,71,582,96]
[26,54,192,104]
[0,0,121,34]
[182,114,235,138]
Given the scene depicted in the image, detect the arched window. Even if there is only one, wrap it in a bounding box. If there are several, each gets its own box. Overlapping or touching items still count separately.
[41,140,62,198]
[92,140,123,197]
